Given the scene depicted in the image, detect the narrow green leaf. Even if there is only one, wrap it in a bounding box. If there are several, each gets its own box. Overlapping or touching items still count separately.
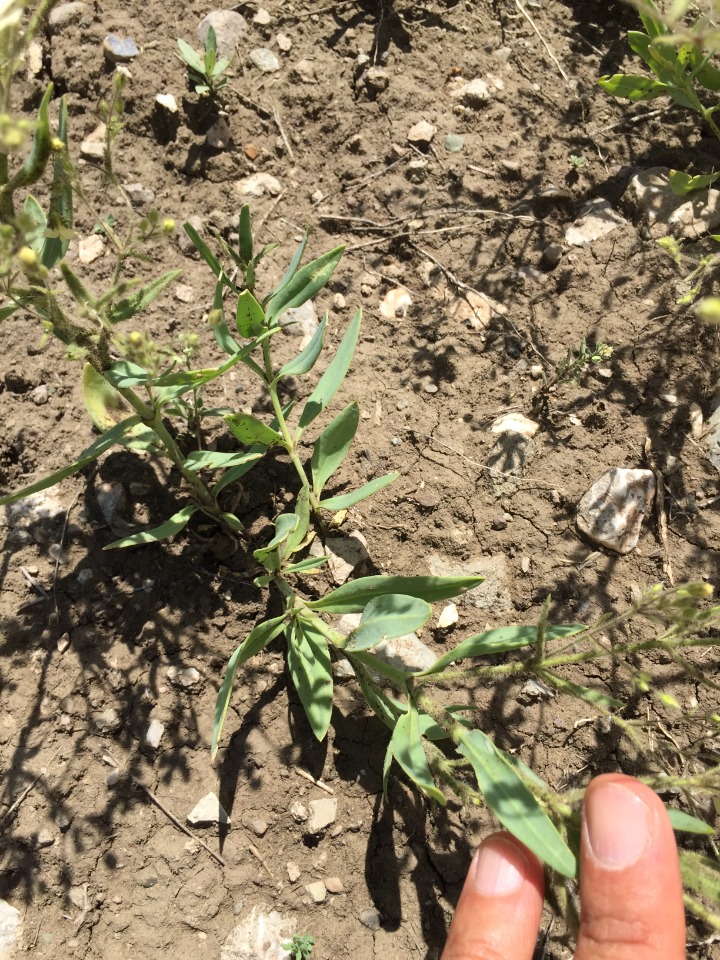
[82,362,128,430]
[178,38,205,74]
[284,487,310,559]
[319,472,398,510]
[210,279,241,355]
[627,31,664,72]
[597,74,668,100]
[183,222,223,278]
[695,59,720,92]
[668,169,720,196]
[211,614,288,759]
[238,204,253,264]
[0,305,18,321]
[108,270,182,324]
[266,245,344,325]
[541,673,622,710]
[23,194,47,252]
[184,449,263,472]
[299,307,362,429]
[680,850,720,901]
[419,624,583,676]
[276,314,327,380]
[104,504,198,549]
[212,403,293,496]
[288,619,333,741]
[346,594,432,651]
[458,729,576,877]
[277,229,309,291]
[308,575,485,614]
[225,412,283,447]
[388,707,446,804]
[667,808,715,835]
[60,260,95,308]
[236,289,266,338]
[7,84,52,193]
[311,401,359,496]
[283,555,330,575]
[42,95,72,269]
[0,416,142,507]
[253,513,299,570]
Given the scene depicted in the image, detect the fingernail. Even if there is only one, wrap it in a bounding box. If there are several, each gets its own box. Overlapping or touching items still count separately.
[584,781,652,869]
[472,836,527,896]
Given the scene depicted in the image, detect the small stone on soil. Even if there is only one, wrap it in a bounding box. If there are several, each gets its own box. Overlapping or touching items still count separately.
[251,818,268,837]
[305,881,326,904]
[364,66,389,96]
[249,47,280,72]
[286,861,301,882]
[359,907,381,931]
[565,198,627,246]
[187,792,230,827]
[197,10,249,58]
[450,77,491,106]
[103,35,139,63]
[124,182,155,205]
[48,2,88,29]
[57,633,70,653]
[145,719,164,749]
[379,287,412,319]
[78,234,105,264]
[541,243,563,269]
[94,707,121,734]
[290,801,308,822]
[437,603,458,629]
[236,172,282,197]
[30,384,48,405]
[277,32,292,52]
[576,468,656,555]
[305,797,338,834]
[155,93,178,113]
[80,123,106,160]
[325,877,344,894]
[253,8,271,25]
[444,133,464,152]
[491,412,539,438]
[97,481,126,524]
[167,665,202,688]
[627,166,720,239]
[293,58,317,83]
[407,119,436,145]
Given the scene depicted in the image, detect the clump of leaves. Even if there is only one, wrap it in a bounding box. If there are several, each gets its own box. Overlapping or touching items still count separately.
[177,26,231,108]
[532,339,612,418]
[283,934,315,959]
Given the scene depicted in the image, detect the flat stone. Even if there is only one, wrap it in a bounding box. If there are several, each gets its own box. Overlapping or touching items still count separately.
[167,665,202,688]
[444,133,465,152]
[305,797,337,834]
[379,287,412,320]
[279,300,318,337]
[437,603,458,629]
[627,166,720,239]
[407,120,436,145]
[97,481,126,524]
[491,412,539,438]
[198,11,249,59]
[448,289,505,329]
[137,866,158,888]
[207,117,232,149]
[0,899,20,957]
[36,829,55,848]
[235,172,282,197]
[174,283,195,303]
[78,234,105,264]
[576,468,656,555]
[359,907,381,931]
[220,907,294,960]
[103,35,139,63]
[253,8,271,25]
[292,58,317,83]
[451,77,491,106]
[365,67,389,96]
[124,182,155,205]
[277,33,292,52]
[27,40,43,75]
[305,881,326,904]
[48,1,88,29]
[251,819,268,837]
[426,553,513,614]
[155,93,178,113]
[287,861,301,882]
[290,801,308,822]
[80,123,106,160]
[372,633,436,674]
[565,198,627,246]
[93,707,121,734]
[30,384,48,405]
[325,876,344,894]
[145,719,164,749]
[323,531,370,585]
[249,47,280,72]
[187,792,230,827]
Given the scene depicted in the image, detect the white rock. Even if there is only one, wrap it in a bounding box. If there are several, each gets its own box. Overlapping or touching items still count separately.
[94,707,121,734]
[379,287,412,319]
[491,412,539,437]
[293,58,317,83]
[48,1,88,29]
[521,678,554,700]
[0,899,21,957]
[167,665,202,688]
[97,481,126,524]
[206,116,232,149]
[689,402,704,439]
[325,530,370,585]
[451,77,491,106]
[287,861,301,882]
[290,801,308,822]
[124,181,155,205]
[279,299,318,337]
[187,792,230,826]
[145,719,164,749]
[372,634,436,673]
[426,553,513,613]
[627,166,720,239]
[198,10,249,59]
[437,603,458,629]
[305,797,337,834]
[277,33,293,53]
[235,172,282,197]
[57,633,70,653]
[80,123,106,160]
[220,907,294,960]
[305,881,326,904]
[78,234,105,265]
[253,8,271,25]
[174,283,195,303]
[155,93,178,113]
[448,289,505,329]
[407,120,436,145]
[26,40,43,75]
[565,198,627,246]
[576,468,656,555]
[249,47,280,72]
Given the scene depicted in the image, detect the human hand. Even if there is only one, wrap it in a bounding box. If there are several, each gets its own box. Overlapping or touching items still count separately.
[441,773,685,959]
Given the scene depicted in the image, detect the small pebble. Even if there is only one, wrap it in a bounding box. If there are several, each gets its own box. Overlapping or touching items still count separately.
[287,861,301,882]
[444,133,465,152]
[359,907,381,931]
[491,517,507,531]
[541,243,563,269]
[103,34,139,63]
[174,283,195,304]
[78,234,104,265]
[57,633,70,653]
[407,119,436,146]
[325,877,344,894]
[145,719,164,749]
[155,93,178,113]
[81,124,106,159]
[423,383,438,394]
[253,8,271,25]
[521,556,531,573]
[48,543,67,564]
[244,143,259,160]
[252,819,268,837]
[249,47,280,72]
[333,292,346,310]
[276,32,292,52]
[305,881,326,904]
[30,384,48,405]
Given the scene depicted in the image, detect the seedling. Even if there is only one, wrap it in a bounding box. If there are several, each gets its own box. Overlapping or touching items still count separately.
[177,26,231,108]
[283,934,315,959]
[531,339,612,417]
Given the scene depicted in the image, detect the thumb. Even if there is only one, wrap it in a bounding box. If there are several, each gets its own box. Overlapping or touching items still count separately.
[575,773,685,960]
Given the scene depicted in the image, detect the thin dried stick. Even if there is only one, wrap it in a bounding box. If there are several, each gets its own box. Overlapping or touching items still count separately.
[53,492,80,615]
[272,104,295,163]
[0,750,59,826]
[644,437,675,585]
[514,0,570,83]
[314,153,410,206]
[131,777,225,867]
[294,766,334,795]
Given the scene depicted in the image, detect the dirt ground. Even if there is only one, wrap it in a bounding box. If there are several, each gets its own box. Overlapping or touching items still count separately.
[2,1,720,958]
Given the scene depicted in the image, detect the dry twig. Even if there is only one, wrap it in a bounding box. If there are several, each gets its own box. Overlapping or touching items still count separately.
[514,0,570,84]
[294,766,334,795]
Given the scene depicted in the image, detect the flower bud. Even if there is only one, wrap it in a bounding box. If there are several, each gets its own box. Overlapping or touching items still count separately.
[18,246,38,267]
[161,218,176,235]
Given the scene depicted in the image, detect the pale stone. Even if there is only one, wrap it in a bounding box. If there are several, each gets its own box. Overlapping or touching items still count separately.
[155,93,178,113]
[187,792,230,826]
[0,899,20,958]
[93,707,121,734]
[249,47,280,72]
[290,801,308,822]
[704,404,720,469]
[491,412,539,437]
[627,166,720,239]
[287,861,301,882]
[448,289,505,329]
[325,530,370,585]
[379,287,412,319]
[220,907,294,960]
[293,58,317,83]
[279,300,318,338]
[426,553,513,613]
[576,468,656,555]
[277,33,293,53]
[124,182,155,205]
[197,11,249,59]
[304,881,326,904]
[437,603,458,629]
[689,402,704,439]
[372,634,436,673]
[78,234,105,265]
[6,491,63,530]
[407,119,436,145]
[174,283,195,304]
[145,719,164,749]
[26,40,43,75]
[305,797,337,834]
[235,172,282,197]
[48,1,88,29]
[97,481,126,524]
[167,665,202,688]
[80,123,106,160]
[450,77,491,106]
[253,8,271,25]
[325,876,344,894]
[565,198,627,246]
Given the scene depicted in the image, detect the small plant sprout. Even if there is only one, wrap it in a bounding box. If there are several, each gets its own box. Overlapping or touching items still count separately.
[283,934,315,959]
[532,339,612,417]
[177,25,231,108]
[569,153,586,170]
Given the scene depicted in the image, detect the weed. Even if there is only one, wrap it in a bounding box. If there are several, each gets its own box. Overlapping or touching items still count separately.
[177,25,231,110]
[283,934,315,959]
[531,339,612,418]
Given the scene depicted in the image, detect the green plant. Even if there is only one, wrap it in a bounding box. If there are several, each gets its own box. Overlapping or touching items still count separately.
[283,934,315,959]
[531,339,612,417]
[177,25,231,108]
